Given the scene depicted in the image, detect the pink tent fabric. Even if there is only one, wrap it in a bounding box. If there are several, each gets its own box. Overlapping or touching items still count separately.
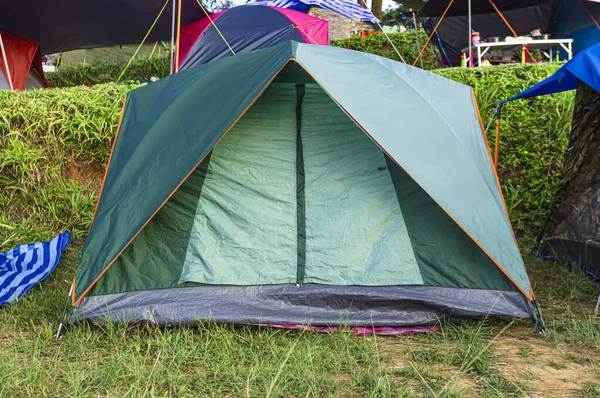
[277,7,329,45]
[178,10,227,65]
[261,324,442,336]
[177,6,328,67]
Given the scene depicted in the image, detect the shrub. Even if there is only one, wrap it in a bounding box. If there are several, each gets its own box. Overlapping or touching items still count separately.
[330,31,439,69]
[48,56,170,88]
[0,84,132,247]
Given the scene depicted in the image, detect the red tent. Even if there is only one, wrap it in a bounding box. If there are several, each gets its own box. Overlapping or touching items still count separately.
[0,30,50,90]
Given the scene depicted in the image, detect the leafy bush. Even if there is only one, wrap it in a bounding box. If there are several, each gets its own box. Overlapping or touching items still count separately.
[48,56,170,88]
[330,31,439,69]
[1,62,573,250]
[0,84,132,247]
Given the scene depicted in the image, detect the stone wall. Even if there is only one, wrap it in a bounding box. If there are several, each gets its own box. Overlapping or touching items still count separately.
[308,7,360,41]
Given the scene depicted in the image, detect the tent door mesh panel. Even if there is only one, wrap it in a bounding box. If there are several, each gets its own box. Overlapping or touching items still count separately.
[300,84,422,285]
[179,83,299,285]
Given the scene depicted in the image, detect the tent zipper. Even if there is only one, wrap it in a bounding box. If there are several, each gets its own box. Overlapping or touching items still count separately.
[296,84,306,286]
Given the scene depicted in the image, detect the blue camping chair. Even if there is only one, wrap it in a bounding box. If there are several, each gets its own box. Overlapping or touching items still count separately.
[423,18,464,68]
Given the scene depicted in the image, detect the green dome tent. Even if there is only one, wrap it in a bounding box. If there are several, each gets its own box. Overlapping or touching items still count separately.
[70,41,535,326]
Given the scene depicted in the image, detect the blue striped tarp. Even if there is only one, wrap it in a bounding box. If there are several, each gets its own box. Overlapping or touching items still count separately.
[253,0,379,23]
[0,231,71,306]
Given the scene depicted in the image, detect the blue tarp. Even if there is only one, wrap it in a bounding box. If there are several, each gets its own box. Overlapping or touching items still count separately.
[254,0,379,23]
[0,231,71,306]
[505,41,600,102]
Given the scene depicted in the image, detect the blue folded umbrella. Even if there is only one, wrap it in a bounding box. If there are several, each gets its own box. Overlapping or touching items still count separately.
[0,231,71,306]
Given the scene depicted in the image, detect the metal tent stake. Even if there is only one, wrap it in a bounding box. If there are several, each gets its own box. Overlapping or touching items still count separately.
[55,284,74,340]
[531,297,547,335]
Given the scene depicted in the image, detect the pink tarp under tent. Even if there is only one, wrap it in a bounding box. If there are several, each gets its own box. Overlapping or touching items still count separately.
[178,5,328,71]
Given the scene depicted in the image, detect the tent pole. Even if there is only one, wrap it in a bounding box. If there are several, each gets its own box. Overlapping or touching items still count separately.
[149,41,159,59]
[578,0,600,30]
[170,0,176,74]
[174,0,183,73]
[0,32,14,90]
[488,0,537,63]
[562,3,577,36]
[468,0,472,67]
[412,0,455,66]
[413,13,424,68]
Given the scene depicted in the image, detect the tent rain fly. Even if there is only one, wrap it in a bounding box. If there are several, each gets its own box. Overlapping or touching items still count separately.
[70,42,536,327]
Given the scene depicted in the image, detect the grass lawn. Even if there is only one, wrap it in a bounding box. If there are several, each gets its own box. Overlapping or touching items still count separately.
[0,241,599,397]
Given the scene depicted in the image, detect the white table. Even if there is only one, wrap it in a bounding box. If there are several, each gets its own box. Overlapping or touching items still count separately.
[462,39,573,67]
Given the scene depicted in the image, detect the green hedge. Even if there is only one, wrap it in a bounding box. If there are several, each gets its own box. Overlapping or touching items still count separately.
[330,31,439,69]
[0,84,132,248]
[48,56,170,88]
[48,31,439,87]
[1,63,573,250]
